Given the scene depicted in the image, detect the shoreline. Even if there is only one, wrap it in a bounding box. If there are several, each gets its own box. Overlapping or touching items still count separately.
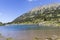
[4,23,38,26]
[39,21,60,27]
[3,21,60,27]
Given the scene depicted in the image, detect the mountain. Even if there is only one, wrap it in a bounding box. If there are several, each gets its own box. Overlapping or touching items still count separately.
[12,3,60,24]
[0,22,5,26]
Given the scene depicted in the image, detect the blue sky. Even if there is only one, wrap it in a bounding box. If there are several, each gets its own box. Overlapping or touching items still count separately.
[0,0,60,23]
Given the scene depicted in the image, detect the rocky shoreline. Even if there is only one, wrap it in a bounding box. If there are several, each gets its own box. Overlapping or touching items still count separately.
[39,21,60,27]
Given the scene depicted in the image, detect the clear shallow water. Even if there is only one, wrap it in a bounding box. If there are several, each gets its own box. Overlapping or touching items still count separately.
[0,24,59,31]
[0,24,60,40]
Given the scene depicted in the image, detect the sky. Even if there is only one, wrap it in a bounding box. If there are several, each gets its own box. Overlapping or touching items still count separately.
[0,0,60,23]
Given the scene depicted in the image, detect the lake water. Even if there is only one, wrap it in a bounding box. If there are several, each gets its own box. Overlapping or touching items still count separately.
[0,24,60,40]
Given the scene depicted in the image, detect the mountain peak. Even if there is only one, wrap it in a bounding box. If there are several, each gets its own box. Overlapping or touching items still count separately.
[31,3,60,12]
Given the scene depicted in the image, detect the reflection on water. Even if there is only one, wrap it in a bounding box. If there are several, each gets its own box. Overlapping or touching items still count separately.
[0,24,60,40]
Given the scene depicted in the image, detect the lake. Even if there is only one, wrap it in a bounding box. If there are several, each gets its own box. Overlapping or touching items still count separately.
[0,24,60,40]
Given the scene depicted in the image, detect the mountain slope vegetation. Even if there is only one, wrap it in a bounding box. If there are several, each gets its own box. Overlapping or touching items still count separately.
[12,4,60,24]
